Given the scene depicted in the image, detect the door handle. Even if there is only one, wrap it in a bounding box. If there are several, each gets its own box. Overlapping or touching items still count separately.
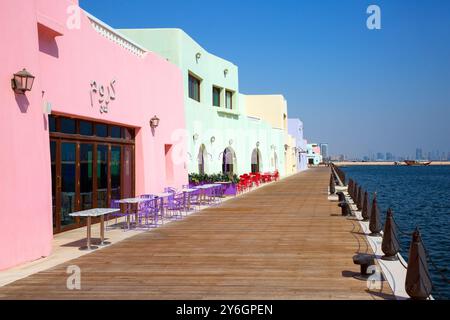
[56,176,61,190]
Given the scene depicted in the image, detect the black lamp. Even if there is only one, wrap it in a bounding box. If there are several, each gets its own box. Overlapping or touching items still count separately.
[150,115,160,129]
[11,69,35,94]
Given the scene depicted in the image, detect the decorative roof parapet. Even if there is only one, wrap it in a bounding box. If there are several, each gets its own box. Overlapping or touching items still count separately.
[85,11,147,58]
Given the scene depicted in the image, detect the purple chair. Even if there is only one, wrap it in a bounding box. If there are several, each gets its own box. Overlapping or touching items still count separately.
[164,187,178,197]
[204,186,219,205]
[152,196,165,223]
[166,192,186,220]
[187,189,201,211]
[214,185,223,203]
[137,199,158,229]
[107,199,129,230]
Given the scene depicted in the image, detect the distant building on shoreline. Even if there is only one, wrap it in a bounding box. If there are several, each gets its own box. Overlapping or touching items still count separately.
[319,143,329,162]
[288,118,308,172]
[306,143,323,165]
[416,148,423,160]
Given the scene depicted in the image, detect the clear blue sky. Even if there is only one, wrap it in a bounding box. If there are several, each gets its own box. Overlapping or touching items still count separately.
[80,0,450,159]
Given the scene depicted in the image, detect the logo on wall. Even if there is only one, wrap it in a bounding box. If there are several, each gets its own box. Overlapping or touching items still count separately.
[90,79,116,114]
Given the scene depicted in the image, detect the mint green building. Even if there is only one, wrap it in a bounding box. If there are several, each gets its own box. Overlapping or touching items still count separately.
[120,28,289,177]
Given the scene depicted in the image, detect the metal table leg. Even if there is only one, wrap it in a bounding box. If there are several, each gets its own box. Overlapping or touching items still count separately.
[187,193,191,211]
[80,216,98,251]
[98,215,111,246]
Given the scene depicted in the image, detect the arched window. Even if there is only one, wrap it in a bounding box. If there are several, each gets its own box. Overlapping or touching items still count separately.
[274,152,278,170]
[222,147,236,176]
[251,148,262,173]
[198,144,207,175]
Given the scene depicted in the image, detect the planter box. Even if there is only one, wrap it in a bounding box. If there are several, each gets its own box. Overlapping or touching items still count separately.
[188,182,237,196]
[223,183,237,196]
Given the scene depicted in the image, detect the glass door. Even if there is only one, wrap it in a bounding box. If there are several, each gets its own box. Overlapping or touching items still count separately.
[60,142,77,230]
[79,143,94,210]
[96,145,109,208]
[111,146,121,201]
[122,145,134,199]
[49,116,135,233]
[50,140,57,232]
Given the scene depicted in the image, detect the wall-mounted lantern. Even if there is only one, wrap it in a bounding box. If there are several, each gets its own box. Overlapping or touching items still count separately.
[224,69,229,77]
[195,52,202,62]
[256,141,260,148]
[284,144,289,151]
[11,69,35,94]
[149,115,160,129]
[210,136,216,143]
[193,133,199,142]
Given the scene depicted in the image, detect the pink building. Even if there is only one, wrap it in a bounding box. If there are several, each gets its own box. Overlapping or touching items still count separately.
[0,0,187,270]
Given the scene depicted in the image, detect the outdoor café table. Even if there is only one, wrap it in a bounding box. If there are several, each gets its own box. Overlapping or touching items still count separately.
[214,181,231,197]
[193,184,217,204]
[117,198,150,229]
[69,208,119,251]
[180,188,197,210]
[153,192,173,217]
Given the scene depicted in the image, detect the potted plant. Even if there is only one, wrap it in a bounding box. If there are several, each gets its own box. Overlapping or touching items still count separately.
[188,173,240,195]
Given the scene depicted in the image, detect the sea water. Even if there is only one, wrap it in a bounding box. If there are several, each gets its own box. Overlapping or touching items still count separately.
[342,165,450,299]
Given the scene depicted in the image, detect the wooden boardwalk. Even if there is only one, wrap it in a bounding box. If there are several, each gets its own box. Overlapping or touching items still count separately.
[0,168,394,300]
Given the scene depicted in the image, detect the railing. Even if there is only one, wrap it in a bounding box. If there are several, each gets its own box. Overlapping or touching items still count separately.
[85,11,147,58]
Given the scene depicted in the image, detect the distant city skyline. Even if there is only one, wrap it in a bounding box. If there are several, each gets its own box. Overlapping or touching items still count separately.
[330,147,450,162]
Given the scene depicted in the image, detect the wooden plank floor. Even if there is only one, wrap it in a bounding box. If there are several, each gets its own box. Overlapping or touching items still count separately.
[0,168,394,300]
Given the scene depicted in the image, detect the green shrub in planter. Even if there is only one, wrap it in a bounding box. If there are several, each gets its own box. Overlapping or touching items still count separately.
[188,172,240,184]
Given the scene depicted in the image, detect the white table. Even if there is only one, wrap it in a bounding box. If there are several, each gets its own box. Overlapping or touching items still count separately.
[181,188,197,210]
[153,192,173,198]
[117,198,151,229]
[69,208,119,250]
[193,185,219,204]
[153,193,173,217]
[118,198,150,204]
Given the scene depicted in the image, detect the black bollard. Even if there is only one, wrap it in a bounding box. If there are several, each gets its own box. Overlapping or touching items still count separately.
[369,192,382,237]
[356,186,362,210]
[381,208,400,261]
[405,229,433,300]
[337,192,345,201]
[357,187,364,211]
[342,172,347,186]
[341,202,351,216]
[352,182,359,202]
[361,191,371,221]
[329,173,336,195]
[349,180,353,198]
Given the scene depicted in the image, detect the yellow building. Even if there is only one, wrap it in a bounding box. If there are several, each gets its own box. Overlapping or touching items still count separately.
[243,94,297,176]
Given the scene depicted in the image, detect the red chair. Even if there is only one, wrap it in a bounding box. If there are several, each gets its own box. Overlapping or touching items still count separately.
[273,171,280,181]
[253,173,261,186]
[237,176,251,194]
